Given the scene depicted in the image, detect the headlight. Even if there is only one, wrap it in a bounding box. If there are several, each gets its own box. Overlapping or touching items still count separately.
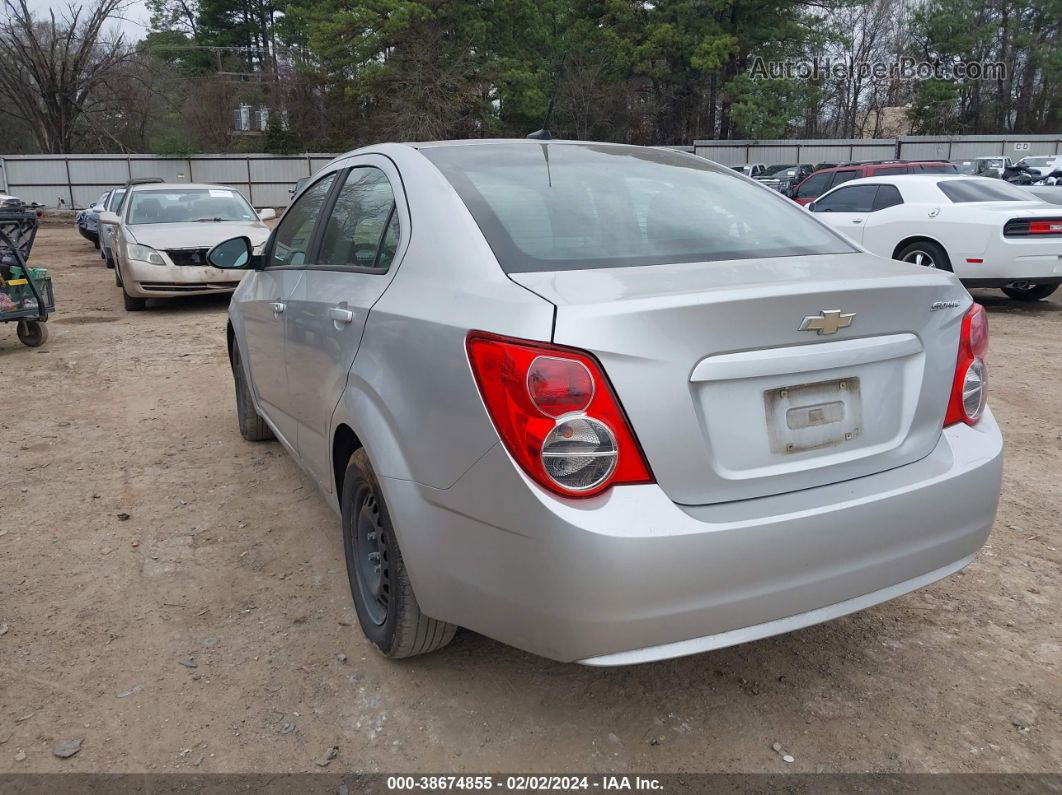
[127,243,165,265]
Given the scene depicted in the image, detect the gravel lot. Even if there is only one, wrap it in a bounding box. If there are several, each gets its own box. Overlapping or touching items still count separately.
[1,224,1060,774]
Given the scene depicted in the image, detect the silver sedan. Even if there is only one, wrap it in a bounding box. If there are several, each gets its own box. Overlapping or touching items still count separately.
[207,140,1002,665]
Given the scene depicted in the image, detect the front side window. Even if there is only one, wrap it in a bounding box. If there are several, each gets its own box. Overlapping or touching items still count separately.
[108,189,126,212]
[127,188,257,225]
[267,174,336,268]
[317,167,398,270]
[937,179,1034,203]
[423,144,853,273]
[813,185,879,213]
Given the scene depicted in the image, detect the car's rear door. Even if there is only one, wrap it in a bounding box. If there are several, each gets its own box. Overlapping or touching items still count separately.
[283,156,409,493]
[237,171,338,446]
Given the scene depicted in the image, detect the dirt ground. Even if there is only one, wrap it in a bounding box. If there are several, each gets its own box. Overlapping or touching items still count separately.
[1,224,1059,775]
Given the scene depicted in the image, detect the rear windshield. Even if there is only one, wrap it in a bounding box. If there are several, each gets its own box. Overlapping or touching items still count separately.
[422,143,854,273]
[127,188,257,225]
[937,179,1035,203]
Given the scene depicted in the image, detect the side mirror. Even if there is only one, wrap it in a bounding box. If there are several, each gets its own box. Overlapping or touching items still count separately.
[207,236,254,269]
[98,211,120,225]
[807,201,817,211]
[257,208,277,221]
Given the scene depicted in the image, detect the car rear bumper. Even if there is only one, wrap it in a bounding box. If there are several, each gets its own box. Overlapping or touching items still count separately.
[123,259,243,298]
[382,409,1003,664]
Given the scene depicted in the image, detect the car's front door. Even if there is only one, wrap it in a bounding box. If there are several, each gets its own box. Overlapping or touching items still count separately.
[810,184,881,243]
[283,156,408,493]
[238,172,338,447]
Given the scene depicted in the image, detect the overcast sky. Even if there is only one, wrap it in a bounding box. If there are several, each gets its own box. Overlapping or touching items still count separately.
[28,0,151,41]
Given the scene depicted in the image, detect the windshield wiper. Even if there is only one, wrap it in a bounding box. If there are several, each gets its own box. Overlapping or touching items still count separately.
[193,217,225,222]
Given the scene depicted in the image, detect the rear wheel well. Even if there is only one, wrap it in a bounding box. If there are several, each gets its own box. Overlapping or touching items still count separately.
[333,424,363,498]
[892,236,952,269]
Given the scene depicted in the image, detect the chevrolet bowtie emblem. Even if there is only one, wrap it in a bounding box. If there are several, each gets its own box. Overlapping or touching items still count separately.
[799,309,856,335]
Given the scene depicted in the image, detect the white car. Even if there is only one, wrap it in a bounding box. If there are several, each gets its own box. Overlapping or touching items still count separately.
[99,183,275,311]
[809,174,1062,301]
[1017,155,1062,178]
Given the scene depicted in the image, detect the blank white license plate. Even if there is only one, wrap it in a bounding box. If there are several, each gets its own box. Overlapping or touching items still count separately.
[763,377,862,454]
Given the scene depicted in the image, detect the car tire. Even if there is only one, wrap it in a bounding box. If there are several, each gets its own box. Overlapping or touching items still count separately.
[122,288,146,311]
[231,344,274,442]
[1001,284,1058,302]
[341,448,457,659]
[896,240,951,271]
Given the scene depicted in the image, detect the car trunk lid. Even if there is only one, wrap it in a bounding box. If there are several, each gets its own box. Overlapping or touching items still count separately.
[510,252,969,505]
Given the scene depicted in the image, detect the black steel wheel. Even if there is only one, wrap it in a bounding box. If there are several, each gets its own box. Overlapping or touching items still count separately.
[352,487,390,626]
[340,448,457,658]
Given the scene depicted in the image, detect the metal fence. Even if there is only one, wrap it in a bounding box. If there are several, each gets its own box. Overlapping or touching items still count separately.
[694,134,1062,167]
[2,134,1060,208]
[0,153,340,209]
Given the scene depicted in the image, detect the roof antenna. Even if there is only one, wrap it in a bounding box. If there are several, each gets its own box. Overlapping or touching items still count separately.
[527,94,556,140]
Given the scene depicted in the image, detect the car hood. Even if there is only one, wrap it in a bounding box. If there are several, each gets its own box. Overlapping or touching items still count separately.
[127,222,270,249]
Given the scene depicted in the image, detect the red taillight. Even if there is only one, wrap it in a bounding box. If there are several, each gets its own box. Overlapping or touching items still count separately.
[466,332,654,498]
[944,304,988,426]
[1029,220,1062,234]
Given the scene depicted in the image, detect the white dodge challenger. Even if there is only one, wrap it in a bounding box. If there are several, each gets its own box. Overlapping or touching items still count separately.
[810,174,1062,301]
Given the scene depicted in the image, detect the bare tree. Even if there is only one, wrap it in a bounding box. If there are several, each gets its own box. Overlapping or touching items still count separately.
[0,0,130,153]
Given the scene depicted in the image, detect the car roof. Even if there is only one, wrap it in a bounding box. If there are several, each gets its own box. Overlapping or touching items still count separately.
[130,182,242,192]
[825,174,977,187]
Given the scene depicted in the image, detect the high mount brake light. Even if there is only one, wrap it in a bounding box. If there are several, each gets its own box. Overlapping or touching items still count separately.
[944,304,988,426]
[466,332,654,498]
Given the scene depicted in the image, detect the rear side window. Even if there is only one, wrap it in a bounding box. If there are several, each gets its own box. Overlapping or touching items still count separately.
[829,170,861,188]
[937,179,1032,203]
[918,164,958,174]
[873,185,904,210]
[423,144,854,272]
[873,165,910,175]
[317,167,398,270]
[794,171,832,199]
[813,185,878,213]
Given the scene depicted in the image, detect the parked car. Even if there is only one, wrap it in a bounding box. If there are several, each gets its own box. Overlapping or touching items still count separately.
[98,182,275,311]
[789,160,958,205]
[732,163,767,177]
[205,140,1002,665]
[75,191,109,247]
[289,176,310,201]
[755,164,813,193]
[1016,155,1062,178]
[0,193,25,209]
[98,186,127,269]
[809,174,1062,301]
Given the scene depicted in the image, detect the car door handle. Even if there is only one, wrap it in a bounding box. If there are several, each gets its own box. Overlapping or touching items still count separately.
[271,301,285,315]
[328,306,354,324]
[852,219,863,224]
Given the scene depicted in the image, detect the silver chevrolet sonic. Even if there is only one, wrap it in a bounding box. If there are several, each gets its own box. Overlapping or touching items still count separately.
[207,140,1003,665]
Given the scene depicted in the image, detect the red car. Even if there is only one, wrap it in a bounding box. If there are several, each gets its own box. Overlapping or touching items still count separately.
[789,160,958,205]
